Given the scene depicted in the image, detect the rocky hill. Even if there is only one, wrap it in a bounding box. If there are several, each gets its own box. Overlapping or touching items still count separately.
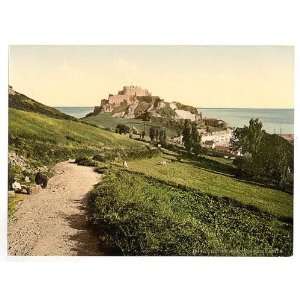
[87,86,202,122]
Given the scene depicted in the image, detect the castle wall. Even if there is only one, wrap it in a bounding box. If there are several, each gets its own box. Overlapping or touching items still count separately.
[118,86,151,97]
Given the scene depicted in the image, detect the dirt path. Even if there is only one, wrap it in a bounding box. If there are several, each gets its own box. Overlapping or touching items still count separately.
[8,161,105,256]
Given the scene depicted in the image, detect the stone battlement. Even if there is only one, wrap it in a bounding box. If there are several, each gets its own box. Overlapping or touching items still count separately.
[102,86,151,108]
[118,86,151,97]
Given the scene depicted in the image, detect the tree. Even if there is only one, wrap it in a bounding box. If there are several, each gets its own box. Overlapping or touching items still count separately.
[159,127,167,146]
[149,126,160,143]
[182,119,192,152]
[191,122,201,154]
[182,120,201,154]
[231,118,264,157]
[231,118,293,191]
[115,124,130,134]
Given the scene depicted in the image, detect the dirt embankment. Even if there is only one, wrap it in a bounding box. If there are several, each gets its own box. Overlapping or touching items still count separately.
[8,161,105,256]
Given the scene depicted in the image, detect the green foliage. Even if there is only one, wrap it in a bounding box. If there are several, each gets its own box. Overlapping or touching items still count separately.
[89,171,292,256]
[115,124,130,134]
[231,118,294,191]
[159,127,167,146]
[9,92,77,121]
[182,119,192,151]
[75,156,98,167]
[191,122,201,154]
[93,154,106,162]
[149,126,160,143]
[182,120,201,153]
[231,118,264,156]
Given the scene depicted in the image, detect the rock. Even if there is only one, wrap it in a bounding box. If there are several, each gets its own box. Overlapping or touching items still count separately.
[25,176,30,183]
[12,181,22,192]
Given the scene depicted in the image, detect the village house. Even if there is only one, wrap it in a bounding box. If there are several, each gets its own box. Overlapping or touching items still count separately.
[201,128,233,149]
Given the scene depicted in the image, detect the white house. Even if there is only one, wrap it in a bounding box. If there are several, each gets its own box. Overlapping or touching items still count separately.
[201,128,233,148]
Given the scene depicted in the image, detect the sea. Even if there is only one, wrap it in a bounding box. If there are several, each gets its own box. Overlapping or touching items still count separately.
[55,107,294,134]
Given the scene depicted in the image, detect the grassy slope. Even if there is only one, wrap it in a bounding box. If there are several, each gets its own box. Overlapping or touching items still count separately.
[91,170,292,256]
[126,156,293,219]
[9,92,77,121]
[9,108,148,165]
[83,112,178,137]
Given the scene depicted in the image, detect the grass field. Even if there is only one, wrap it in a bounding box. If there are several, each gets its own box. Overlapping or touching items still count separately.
[125,155,293,219]
[83,112,178,137]
[90,170,292,256]
[9,108,149,165]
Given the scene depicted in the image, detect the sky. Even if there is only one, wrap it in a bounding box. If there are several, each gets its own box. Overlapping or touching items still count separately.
[9,46,294,108]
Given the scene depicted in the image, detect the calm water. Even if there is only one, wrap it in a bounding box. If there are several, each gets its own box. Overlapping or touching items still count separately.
[55,107,294,134]
[199,108,294,134]
[55,107,94,119]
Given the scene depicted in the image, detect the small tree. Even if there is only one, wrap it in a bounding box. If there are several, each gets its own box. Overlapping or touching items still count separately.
[149,126,161,144]
[116,124,130,134]
[149,126,155,142]
[182,119,192,152]
[159,127,167,146]
[191,122,201,154]
[231,118,264,157]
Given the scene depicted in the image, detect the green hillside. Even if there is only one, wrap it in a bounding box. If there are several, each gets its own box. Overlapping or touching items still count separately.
[90,170,292,256]
[127,156,293,219]
[9,108,149,166]
[9,91,77,121]
[83,112,178,137]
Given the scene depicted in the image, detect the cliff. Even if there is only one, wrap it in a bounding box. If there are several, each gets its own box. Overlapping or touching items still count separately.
[88,86,202,122]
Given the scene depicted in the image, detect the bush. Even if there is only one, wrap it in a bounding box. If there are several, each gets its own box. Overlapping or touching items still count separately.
[75,156,98,167]
[93,154,106,162]
[115,124,130,134]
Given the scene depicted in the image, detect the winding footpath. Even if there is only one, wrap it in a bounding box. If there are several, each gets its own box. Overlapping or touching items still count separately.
[8,161,104,256]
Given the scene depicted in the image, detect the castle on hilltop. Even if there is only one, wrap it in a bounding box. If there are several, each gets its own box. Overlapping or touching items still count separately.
[89,85,202,122]
[119,86,151,97]
[100,86,151,112]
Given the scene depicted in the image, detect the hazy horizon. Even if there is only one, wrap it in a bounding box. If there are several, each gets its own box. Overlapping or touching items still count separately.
[9,46,294,108]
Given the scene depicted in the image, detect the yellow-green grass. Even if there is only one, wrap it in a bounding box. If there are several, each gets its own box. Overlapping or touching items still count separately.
[127,156,293,219]
[84,112,178,137]
[90,170,292,256]
[9,108,145,150]
[8,194,24,218]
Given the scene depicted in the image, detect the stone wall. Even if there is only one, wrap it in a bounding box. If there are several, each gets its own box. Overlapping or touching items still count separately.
[118,86,151,97]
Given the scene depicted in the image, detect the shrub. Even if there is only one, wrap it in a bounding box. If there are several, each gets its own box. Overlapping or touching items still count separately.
[115,124,130,134]
[93,154,106,162]
[75,156,98,167]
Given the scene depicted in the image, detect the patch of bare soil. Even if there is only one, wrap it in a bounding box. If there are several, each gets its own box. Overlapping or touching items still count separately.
[8,161,108,256]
